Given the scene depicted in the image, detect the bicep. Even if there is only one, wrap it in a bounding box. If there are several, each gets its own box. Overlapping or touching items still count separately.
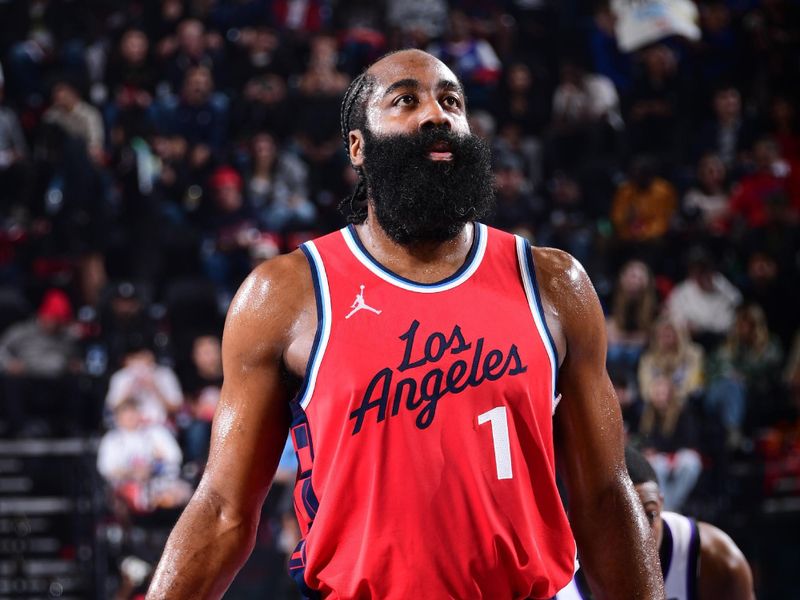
[197,274,295,520]
[552,264,626,500]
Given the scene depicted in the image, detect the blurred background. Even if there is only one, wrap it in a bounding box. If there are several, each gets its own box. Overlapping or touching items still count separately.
[0,0,798,598]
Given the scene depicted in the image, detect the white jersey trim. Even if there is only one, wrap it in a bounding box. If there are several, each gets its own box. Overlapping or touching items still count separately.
[515,236,558,411]
[298,241,332,410]
[341,223,488,293]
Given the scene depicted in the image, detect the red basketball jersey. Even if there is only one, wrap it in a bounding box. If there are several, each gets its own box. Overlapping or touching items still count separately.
[288,223,577,599]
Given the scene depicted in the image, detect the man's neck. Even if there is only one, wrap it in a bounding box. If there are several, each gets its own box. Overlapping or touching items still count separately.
[353,213,475,284]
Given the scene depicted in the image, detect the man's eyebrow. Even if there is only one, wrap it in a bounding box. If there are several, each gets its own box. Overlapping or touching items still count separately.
[383,78,419,97]
[437,79,465,97]
[381,78,465,98]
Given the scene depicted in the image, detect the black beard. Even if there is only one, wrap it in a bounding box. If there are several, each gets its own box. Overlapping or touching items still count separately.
[361,127,495,244]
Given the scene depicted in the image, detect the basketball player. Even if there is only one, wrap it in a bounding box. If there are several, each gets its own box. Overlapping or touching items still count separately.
[147,50,663,599]
[557,446,755,600]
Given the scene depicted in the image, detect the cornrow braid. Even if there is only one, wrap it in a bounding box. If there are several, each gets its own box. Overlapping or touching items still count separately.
[338,71,374,224]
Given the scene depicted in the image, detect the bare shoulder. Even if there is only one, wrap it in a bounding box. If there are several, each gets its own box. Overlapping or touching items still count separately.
[698,521,755,600]
[530,246,604,360]
[531,246,596,304]
[698,521,749,572]
[223,250,314,364]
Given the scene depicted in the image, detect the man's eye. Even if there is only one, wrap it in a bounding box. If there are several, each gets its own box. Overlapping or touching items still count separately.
[646,511,657,524]
[443,96,461,108]
[396,95,416,106]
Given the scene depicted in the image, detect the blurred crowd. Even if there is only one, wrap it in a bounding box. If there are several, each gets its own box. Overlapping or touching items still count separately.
[0,0,799,597]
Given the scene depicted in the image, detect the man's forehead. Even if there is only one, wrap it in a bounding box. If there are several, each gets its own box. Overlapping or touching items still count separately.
[635,481,661,506]
[367,50,462,94]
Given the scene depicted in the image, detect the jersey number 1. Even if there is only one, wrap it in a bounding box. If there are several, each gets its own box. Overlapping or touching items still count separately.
[477,407,513,480]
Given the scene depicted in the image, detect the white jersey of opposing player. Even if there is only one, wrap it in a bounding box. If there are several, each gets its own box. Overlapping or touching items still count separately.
[555,510,700,600]
[661,510,700,600]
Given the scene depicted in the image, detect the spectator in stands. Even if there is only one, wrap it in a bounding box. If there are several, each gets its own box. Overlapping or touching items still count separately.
[148,131,190,214]
[245,132,316,233]
[491,151,543,232]
[233,72,293,142]
[1,1,93,107]
[491,62,550,186]
[229,26,293,90]
[587,2,632,93]
[0,66,31,209]
[201,165,261,300]
[179,334,223,468]
[428,9,501,109]
[741,250,800,350]
[105,340,183,427]
[682,153,731,237]
[729,137,799,230]
[161,18,225,96]
[104,29,158,141]
[696,84,759,170]
[0,289,82,436]
[666,247,742,348]
[97,397,190,513]
[492,61,550,140]
[270,0,329,34]
[43,78,104,165]
[696,2,741,89]
[706,304,785,443]
[97,282,158,372]
[639,317,705,409]
[607,260,659,377]
[386,0,448,42]
[163,65,227,171]
[535,171,594,267]
[637,375,703,511]
[768,95,800,161]
[784,330,800,417]
[549,58,621,169]
[625,44,686,162]
[610,155,678,243]
[293,35,350,207]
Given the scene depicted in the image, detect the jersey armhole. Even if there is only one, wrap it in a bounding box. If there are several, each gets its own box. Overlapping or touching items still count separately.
[296,242,332,410]
[515,236,560,406]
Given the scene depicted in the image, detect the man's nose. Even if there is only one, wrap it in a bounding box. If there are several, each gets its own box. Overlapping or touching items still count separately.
[418,98,452,132]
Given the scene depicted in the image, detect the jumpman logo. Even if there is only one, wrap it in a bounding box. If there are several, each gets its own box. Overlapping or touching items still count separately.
[345,284,382,319]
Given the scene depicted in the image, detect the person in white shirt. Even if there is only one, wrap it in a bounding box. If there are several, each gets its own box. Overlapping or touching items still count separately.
[105,342,183,426]
[666,248,742,346]
[97,397,190,512]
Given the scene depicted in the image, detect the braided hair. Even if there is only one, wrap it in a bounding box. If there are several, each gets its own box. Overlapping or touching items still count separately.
[339,71,375,223]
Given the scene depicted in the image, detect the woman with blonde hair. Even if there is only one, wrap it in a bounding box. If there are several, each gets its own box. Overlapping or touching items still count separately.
[634,317,706,510]
[706,303,784,446]
[607,260,659,375]
[636,375,702,511]
[638,316,705,410]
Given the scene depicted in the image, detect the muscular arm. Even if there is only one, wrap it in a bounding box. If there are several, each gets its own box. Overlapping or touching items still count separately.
[147,253,312,599]
[534,248,664,600]
[698,522,755,600]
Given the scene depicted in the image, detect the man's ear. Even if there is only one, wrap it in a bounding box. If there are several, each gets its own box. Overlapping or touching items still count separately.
[349,130,365,167]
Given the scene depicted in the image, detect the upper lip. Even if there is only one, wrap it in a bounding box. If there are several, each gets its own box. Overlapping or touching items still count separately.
[429,140,452,153]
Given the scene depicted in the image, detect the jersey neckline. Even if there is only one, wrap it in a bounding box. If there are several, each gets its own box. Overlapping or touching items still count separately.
[341,222,487,293]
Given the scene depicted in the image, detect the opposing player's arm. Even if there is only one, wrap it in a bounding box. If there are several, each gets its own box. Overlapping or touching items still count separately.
[534,248,664,600]
[698,522,755,600]
[147,253,310,599]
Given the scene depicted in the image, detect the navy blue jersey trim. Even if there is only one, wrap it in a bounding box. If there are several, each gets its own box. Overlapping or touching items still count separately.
[687,518,701,600]
[296,244,324,405]
[289,542,321,600]
[660,517,674,580]
[346,222,482,288]
[523,239,560,385]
